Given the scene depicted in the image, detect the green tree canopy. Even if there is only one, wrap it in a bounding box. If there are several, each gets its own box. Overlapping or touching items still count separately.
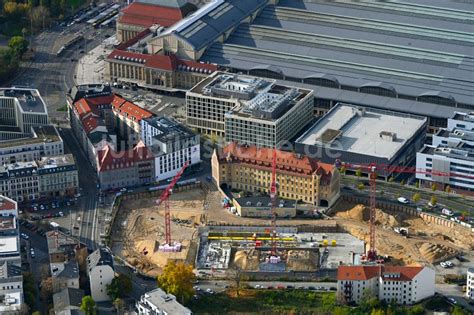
[430,195,437,206]
[80,296,96,315]
[412,192,421,204]
[8,36,28,56]
[106,274,133,301]
[157,261,196,303]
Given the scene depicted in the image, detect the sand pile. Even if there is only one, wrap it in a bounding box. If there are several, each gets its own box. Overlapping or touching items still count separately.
[336,205,402,227]
[417,242,458,263]
[287,250,319,271]
[234,250,260,271]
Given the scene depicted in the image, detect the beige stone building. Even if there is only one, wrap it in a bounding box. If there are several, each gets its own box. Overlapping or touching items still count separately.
[212,143,340,207]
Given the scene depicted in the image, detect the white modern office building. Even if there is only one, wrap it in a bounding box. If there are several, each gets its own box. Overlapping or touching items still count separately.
[186,72,314,147]
[141,116,200,181]
[417,112,474,191]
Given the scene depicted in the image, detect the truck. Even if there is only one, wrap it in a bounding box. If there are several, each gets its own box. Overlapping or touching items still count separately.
[442,208,454,216]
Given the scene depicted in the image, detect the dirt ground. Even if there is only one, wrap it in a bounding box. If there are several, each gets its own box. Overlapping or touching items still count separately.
[233,248,319,272]
[332,202,473,265]
[110,188,205,276]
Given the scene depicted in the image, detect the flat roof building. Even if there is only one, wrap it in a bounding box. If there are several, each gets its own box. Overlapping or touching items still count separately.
[417,112,474,191]
[187,72,314,146]
[296,103,428,179]
[136,287,192,315]
[0,88,49,141]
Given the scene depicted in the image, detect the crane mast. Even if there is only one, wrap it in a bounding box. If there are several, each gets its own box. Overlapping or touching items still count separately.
[270,148,277,257]
[156,162,189,246]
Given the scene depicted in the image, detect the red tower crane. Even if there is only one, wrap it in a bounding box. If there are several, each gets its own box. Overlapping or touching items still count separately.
[156,162,189,246]
[335,160,474,262]
[270,148,278,257]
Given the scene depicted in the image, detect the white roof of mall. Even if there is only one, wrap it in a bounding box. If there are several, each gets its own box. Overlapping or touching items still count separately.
[297,103,427,159]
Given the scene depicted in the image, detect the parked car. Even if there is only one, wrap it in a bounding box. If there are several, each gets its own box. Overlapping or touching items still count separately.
[205,288,214,294]
[20,233,29,240]
[30,248,35,258]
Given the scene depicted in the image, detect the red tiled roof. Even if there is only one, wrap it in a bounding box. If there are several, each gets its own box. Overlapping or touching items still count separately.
[337,265,424,281]
[337,265,380,281]
[381,266,424,281]
[118,3,184,28]
[107,50,217,73]
[110,94,152,122]
[82,115,99,134]
[73,99,92,118]
[97,141,154,172]
[0,196,16,211]
[219,142,334,176]
[119,101,153,122]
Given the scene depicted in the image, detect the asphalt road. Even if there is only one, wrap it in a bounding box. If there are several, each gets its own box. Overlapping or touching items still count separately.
[59,127,100,250]
[7,22,115,123]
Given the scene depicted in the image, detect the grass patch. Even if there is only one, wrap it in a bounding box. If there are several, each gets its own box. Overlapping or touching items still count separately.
[57,105,68,112]
[188,289,336,314]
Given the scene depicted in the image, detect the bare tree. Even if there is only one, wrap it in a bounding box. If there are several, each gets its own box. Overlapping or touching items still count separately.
[227,266,245,297]
[29,6,51,32]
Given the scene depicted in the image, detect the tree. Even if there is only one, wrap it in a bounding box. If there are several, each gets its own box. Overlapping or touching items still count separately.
[400,179,405,186]
[388,176,394,183]
[371,309,385,315]
[29,5,51,31]
[113,298,124,315]
[9,36,28,57]
[339,166,347,175]
[32,312,41,315]
[333,306,351,315]
[321,293,336,314]
[0,48,19,83]
[452,306,469,315]
[106,274,132,300]
[227,265,244,297]
[407,304,424,315]
[414,181,420,189]
[40,277,53,302]
[430,195,437,206]
[445,185,452,195]
[357,183,365,191]
[355,168,362,178]
[412,193,421,204]
[431,183,437,191]
[80,296,96,315]
[157,261,195,303]
[359,290,381,313]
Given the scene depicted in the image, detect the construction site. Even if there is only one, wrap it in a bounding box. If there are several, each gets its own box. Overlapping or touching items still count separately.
[331,202,473,266]
[109,154,473,278]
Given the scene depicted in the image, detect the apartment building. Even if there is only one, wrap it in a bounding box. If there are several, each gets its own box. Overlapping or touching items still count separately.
[111,95,153,148]
[37,154,78,199]
[0,154,78,202]
[0,88,49,141]
[212,142,340,207]
[0,125,63,166]
[0,200,24,313]
[337,265,435,305]
[467,268,474,300]
[87,248,114,302]
[0,195,17,217]
[136,287,192,315]
[141,116,200,181]
[416,112,474,191]
[96,141,155,190]
[46,231,86,294]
